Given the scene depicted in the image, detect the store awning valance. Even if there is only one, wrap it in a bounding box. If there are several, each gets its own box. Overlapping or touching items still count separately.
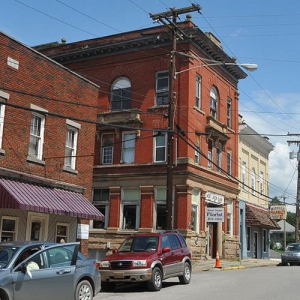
[0,179,104,220]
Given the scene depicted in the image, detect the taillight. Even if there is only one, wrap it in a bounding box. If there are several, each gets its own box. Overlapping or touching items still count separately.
[94,261,100,269]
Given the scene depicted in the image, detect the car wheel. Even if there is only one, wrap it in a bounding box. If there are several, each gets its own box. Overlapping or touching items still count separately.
[75,280,93,300]
[101,281,115,292]
[179,261,191,284]
[147,267,162,291]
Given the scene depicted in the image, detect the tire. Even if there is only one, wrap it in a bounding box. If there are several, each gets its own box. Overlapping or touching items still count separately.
[101,281,115,292]
[147,267,162,291]
[179,261,191,284]
[75,280,93,300]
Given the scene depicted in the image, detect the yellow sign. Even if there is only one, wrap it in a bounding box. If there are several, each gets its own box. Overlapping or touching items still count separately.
[269,205,287,220]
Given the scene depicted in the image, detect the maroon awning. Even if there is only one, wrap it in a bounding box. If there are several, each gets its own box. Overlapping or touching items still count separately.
[0,179,104,220]
[246,203,279,230]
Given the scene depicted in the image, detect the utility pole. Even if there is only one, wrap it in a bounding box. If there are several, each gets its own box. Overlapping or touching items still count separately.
[150,4,201,230]
[287,135,300,242]
[281,195,288,249]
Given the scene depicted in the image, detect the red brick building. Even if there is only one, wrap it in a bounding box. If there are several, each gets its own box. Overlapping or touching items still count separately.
[0,31,103,255]
[39,17,248,260]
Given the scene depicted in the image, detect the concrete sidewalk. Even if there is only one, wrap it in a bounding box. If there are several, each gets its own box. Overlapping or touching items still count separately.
[192,258,281,271]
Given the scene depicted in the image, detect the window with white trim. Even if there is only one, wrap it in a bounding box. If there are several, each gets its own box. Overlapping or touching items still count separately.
[111,77,131,110]
[1,217,18,242]
[210,86,218,119]
[260,171,264,197]
[56,223,69,243]
[64,125,78,169]
[191,189,200,233]
[101,133,114,165]
[155,187,166,230]
[227,199,233,237]
[154,132,167,162]
[0,93,7,149]
[122,132,136,163]
[251,168,256,195]
[227,98,232,128]
[92,189,110,229]
[195,74,202,109]
[121,189,140,230]
[227,152,232,175]
[156,71,169,106]
[28,113,45,160]
[242,162,246,190]
[208,139,213,169]
[195,135,200,164]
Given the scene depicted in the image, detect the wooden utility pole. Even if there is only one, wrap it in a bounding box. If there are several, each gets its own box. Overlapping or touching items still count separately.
[287,135,300,242]
[150,4,201,230]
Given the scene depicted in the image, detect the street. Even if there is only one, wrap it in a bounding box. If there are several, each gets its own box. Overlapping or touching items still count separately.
[94,265,298,300]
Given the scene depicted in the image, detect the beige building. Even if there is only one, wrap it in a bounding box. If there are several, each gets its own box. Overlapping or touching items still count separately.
[238,115,279,259]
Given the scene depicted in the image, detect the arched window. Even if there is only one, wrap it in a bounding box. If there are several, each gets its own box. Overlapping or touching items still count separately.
[210,86,218,119]
[111,77,131,110]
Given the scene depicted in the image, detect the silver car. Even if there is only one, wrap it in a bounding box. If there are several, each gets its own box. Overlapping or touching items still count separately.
[0,241,100,300]
[281,242,300,266]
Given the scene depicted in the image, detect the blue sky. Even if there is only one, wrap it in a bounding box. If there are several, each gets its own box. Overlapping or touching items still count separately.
[2,0,300,210]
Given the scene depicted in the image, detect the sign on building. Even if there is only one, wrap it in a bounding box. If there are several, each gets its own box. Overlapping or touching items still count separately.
[205,192,224,205]
[206,207,224,222]
[269,205,287,220]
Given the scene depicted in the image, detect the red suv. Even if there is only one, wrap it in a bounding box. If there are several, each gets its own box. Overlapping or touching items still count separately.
[99,231,192,292]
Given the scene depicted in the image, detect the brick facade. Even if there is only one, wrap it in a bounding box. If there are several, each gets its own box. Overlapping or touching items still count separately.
[39,18,246,260]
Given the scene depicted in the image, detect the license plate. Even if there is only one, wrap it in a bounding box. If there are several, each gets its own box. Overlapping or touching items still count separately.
[114,272,124,279]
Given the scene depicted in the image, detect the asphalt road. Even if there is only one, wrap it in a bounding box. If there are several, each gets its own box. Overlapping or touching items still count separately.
[94,265,298,300]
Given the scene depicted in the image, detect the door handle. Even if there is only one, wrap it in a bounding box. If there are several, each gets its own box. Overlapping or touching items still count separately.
[57,269,71,275]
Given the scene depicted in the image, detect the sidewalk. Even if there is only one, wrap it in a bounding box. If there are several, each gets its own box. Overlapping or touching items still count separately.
[192,258,280,271]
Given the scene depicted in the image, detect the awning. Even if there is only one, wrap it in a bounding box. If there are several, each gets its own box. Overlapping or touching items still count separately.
[0,179,104,220]
[246,203,280,230]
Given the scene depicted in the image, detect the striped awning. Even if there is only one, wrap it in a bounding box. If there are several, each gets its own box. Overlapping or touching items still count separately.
[0,179,104,220]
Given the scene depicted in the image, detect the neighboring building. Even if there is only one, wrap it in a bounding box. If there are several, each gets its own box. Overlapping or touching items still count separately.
[270,219,295,248]
[39,16,249,260]
[238,115,279,259]
[0,31,103,255]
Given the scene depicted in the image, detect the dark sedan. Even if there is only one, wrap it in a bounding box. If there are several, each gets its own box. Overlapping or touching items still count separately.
[0,241,100,300]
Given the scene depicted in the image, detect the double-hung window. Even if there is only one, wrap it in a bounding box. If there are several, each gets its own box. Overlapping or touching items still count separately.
[227,199,233,237]
[210,86,218,119]
[191,189,200,233]
[0,217,18,242]
[101,133,114,165]
[155,187,167,230]
[121,189,140,230]
[28,105,47,161]
[227,98,232,128]
[227,152,232,175]
[251,168,256,195]
[122,132,136,163]
[208,139,213,169]
[56,223,69,243]
[154,132,167,162]
[92,189,110,229]
[195,74,202,109]
[195,136,200,164]
[0,92,8,149]
[242,162,246,190]
[216,146,222,172]
[111,77,131,110]
[64,120,80,170]
[156,71,169,106]
[260,171,264,197]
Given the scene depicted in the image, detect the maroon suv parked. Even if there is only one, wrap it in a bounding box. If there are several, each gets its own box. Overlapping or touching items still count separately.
[99,231,192,292]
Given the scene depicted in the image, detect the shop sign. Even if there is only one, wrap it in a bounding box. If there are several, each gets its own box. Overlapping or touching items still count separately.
[269,205,287,220]
[205,192,224,205]
[77,224,89,239]
[206,207,224,222]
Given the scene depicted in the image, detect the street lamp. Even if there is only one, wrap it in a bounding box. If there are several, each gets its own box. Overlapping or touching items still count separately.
[175,61,258,76]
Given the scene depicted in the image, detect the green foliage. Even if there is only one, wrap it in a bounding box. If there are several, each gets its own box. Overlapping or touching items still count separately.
[287,211,296,227]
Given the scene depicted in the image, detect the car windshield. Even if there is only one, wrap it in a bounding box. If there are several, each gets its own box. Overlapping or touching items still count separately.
[119,236,159,252]
[0,246,19,269]
[286,244,300,251]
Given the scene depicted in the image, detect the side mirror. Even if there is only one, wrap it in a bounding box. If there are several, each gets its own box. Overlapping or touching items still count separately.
[162,247,171,254]
[20,263,27,274]
[112,249,118,254]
